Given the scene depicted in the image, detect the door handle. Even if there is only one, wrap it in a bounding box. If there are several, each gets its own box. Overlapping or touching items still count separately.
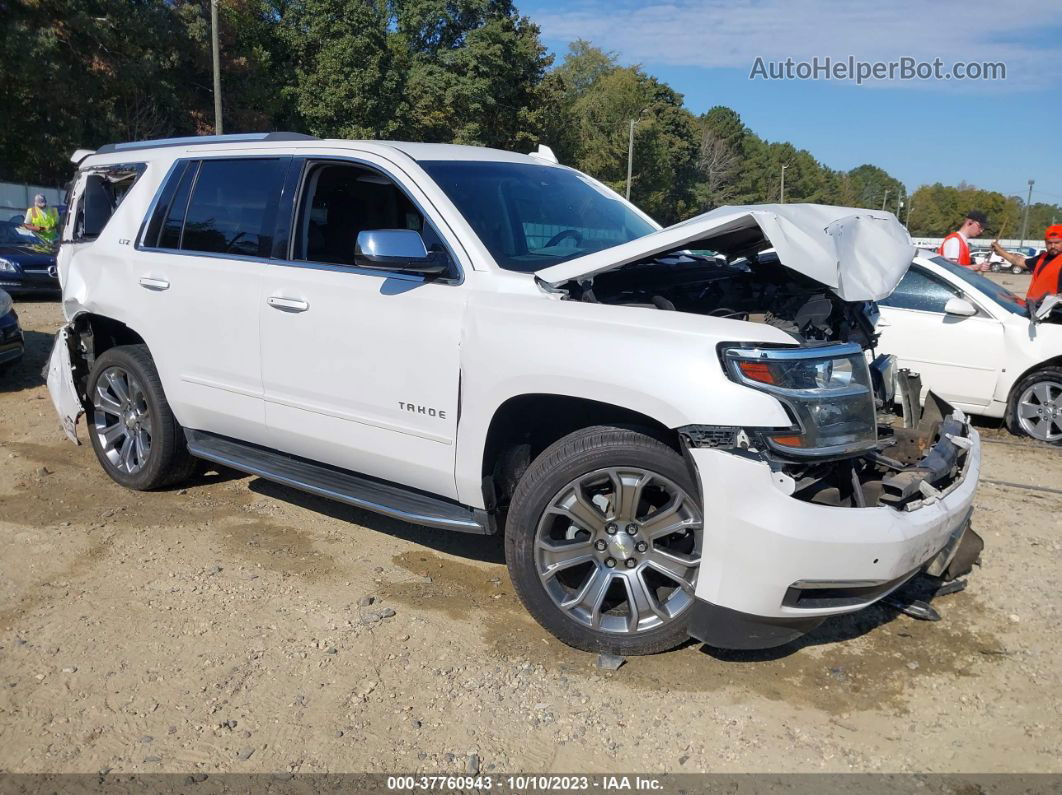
[138,276,170,291]
[267,296,309,312]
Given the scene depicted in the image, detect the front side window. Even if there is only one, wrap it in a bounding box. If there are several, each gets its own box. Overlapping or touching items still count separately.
[929,255,1027,315]
[292,162,445,267]
[419,160,657,273]
[879,266,961,313]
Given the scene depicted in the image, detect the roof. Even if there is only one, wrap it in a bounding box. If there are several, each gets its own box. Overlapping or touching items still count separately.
[80,133,551,167]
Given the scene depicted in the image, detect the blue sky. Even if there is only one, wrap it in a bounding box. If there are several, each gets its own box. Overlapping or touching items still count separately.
[519,0,1062,204]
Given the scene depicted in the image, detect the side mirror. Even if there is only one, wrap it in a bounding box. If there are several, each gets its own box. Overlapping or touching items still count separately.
[354,229,448,275]
[944,297,977,317]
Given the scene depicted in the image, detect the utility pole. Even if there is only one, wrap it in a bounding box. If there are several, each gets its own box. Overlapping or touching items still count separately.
[1019,178,1034,250]
[211,0,223,135]
[881,189,890,211]
[625,119,636,200]
[780,163,789,203]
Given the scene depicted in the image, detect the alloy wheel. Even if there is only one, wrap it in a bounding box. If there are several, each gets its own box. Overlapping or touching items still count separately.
[92,366,153,474]
[534,467,702,634]
[1016,379,1062,442]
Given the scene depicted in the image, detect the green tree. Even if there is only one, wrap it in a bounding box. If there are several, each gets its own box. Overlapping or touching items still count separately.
[398,1,552,148]
[281,0,404,139]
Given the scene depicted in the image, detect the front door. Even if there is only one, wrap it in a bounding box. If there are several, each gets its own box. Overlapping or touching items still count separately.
[259,156,466,499]
[877,265,1005,408]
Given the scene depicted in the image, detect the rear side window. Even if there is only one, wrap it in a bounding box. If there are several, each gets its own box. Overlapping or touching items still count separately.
[143,157,285,257]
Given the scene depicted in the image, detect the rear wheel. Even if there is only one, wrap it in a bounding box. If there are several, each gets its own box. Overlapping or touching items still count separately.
[87,345,196,489]
[505,426,703,655]
[1006,366,1062,444]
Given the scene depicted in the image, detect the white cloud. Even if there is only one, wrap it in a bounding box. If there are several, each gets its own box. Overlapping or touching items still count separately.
[534,0,1060,91]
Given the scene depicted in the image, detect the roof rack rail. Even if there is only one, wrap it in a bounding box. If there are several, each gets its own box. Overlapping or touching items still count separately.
[95,132,317,155]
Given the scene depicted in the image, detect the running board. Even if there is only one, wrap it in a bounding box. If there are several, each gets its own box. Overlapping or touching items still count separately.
[184,429,492,534]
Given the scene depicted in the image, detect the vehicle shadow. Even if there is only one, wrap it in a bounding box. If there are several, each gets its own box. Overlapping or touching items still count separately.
[699,576,944,661]
[0,330,54,394]
[245,477,506,565]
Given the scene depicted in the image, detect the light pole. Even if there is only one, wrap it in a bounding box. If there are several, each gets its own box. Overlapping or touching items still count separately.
[211,0,224,135]
[1019,178,1034,250]
[881,189,890,211]
[625,111,649,201]
[625,119,636,200]
[780,163,790,203]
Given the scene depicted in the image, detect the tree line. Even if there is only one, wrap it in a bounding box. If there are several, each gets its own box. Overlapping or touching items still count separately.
[3,0,1057,237]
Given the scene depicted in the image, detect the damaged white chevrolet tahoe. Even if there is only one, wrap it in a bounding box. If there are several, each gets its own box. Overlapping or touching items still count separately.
[47,133,983,654]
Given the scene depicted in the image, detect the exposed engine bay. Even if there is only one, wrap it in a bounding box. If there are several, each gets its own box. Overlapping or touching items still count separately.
[561,251,879,348]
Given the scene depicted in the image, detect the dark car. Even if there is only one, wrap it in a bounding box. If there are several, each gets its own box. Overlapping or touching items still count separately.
[0,221,59,294]
[0,290,24,371]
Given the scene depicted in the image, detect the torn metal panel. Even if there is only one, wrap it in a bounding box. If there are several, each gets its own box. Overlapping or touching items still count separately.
[535,203,915,302]
[44,326,83,444]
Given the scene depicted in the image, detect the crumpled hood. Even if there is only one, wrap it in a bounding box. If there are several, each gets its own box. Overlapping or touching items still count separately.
[534,203,916,302]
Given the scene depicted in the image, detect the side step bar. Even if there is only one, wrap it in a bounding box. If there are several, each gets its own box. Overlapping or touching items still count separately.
[184,429,493,535]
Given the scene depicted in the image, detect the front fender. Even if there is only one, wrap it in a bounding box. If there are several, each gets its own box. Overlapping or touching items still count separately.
[453,293,796,506]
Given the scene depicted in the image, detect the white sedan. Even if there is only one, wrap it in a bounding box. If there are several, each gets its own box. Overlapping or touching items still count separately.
[876,251,1062,443]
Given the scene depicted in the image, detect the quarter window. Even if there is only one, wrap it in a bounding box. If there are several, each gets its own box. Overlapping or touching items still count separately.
[70,163,145,241]
[879,267,961,313]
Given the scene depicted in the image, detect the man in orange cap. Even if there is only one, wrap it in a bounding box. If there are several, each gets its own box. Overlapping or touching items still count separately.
[992,226,1062,303]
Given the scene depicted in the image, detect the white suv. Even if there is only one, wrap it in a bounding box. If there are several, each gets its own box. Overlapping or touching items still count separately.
[46,133,982,655]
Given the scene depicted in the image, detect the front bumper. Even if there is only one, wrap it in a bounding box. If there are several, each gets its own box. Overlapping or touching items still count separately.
[686,424,980,649]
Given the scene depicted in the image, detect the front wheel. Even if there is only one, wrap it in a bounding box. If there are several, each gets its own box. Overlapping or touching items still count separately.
[505,426,703,655]
[1006,366,1062,444]
[86,345,197,489]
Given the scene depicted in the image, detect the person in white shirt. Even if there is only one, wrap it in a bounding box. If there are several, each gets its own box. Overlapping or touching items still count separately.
[938,210,988,270]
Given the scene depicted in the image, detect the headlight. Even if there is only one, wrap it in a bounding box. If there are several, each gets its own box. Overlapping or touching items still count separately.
[0,258,18,273]
[722,343,877,456]
[0,290,12,317]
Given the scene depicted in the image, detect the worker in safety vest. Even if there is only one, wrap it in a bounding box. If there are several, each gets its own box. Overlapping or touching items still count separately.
[992,225,1062,303]
[23,194,59,244]
[939,210,988,270]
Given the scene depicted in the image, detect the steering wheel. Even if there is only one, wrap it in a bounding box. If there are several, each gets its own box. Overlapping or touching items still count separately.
[545,229,583,248]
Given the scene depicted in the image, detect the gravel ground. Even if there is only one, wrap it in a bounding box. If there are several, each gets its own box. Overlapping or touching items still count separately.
[1,293,1060,775]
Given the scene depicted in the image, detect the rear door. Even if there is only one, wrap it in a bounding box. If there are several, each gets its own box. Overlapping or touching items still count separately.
[877,264,1005,407]
[132,156,288,443]
[258,154,467,498]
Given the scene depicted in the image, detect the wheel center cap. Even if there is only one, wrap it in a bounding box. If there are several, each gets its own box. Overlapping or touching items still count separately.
[609,533,636,559]
[124,412,137,428]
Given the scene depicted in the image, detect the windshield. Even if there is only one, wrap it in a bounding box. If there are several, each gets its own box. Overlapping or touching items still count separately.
[419,160,657,273]
[930,256,1027,315]
[0,222,46,247]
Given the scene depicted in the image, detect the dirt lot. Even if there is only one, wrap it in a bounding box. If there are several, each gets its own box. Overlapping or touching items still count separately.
[1,290,1061,775]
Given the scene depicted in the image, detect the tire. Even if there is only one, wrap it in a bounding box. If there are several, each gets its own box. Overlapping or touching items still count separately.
[505,426,703,655]
[1005,366,1062,445]
[1011,265,1024,275]
[86,344,197,489]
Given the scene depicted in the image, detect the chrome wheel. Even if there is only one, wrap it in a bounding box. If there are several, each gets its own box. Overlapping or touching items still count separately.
[92,366,152,474]
[1017,379,1062,442]
[534,467,702,634]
